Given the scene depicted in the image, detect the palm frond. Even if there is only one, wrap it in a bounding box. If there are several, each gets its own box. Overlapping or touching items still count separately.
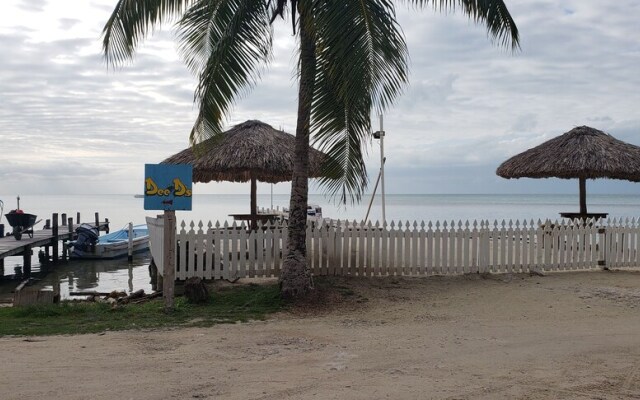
[175,0,220,74]
[311,0,409,203]
[183,0,273,144]
[271,0,298,33]
[102,0,192,66]
[312,52,370,204]
[406,0,520,50]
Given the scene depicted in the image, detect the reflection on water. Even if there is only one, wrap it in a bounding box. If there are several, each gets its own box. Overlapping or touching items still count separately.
[0,253,154,300]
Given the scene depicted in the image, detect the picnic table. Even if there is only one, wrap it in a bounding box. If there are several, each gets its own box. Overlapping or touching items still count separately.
[228,213,281,230]
[560,212,608,221]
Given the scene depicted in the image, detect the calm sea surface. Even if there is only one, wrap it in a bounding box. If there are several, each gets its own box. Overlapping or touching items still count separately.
[1,193,639,298]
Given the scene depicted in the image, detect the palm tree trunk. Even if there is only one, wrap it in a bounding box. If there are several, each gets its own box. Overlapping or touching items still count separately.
[280,7,315,298]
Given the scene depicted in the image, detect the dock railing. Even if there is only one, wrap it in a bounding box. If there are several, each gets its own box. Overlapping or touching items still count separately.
[146,216,640,280]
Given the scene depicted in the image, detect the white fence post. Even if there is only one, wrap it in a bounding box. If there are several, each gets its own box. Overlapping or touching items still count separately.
[156,216,640,280]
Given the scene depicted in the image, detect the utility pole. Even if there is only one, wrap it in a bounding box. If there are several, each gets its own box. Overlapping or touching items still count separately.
[379,114,386,225]
[370,114,387,225]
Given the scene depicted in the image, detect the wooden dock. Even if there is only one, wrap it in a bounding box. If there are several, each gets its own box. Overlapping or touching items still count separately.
[0,212,109,277]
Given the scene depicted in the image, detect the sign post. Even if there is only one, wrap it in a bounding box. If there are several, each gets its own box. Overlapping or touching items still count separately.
[163,210,176,311]
[144,164,192,312]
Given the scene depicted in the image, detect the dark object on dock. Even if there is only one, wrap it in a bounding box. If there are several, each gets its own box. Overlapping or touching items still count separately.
[184,277,209,303]
[5,211,37,240]
[70,224,100,253]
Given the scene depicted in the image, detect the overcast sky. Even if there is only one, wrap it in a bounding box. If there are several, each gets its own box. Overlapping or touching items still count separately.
[0,0,639,197]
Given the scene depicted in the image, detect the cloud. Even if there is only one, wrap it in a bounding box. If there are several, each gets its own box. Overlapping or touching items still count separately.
[1,0,639,195]
[18,0,47,12]
[58,18,80,30]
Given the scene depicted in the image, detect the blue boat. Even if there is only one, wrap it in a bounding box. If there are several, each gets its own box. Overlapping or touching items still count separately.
[70,224,149,259]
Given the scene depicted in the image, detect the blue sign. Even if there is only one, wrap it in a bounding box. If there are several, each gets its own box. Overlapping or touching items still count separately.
[144,164,193,211]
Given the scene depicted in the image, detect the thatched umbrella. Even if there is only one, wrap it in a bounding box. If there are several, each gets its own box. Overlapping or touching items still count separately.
[162,120,326,228]
[496,126,640,217]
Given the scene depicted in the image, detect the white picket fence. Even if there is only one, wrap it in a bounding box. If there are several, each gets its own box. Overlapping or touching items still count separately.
[146,216,640,280]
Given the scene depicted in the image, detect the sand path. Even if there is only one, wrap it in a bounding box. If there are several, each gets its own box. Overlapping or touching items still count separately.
[1,271,640,399]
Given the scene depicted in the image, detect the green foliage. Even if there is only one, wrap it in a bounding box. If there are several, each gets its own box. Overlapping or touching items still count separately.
[311,0,409,203]
[176,0,274,144]
[0,284,283,337]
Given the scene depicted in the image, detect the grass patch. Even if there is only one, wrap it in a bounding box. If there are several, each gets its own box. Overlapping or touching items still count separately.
[0,284,283,337]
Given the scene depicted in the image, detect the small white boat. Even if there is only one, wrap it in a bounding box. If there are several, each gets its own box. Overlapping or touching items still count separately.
[69,224,149,259]
[274,204,323,223]
[306,204,323,221]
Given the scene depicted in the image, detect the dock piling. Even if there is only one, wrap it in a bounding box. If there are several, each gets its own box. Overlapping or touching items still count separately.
[52,213,59,263]
[65,217,74,260]
[128,222,134,262]
[61,214,67,226]
[23,246,32,278]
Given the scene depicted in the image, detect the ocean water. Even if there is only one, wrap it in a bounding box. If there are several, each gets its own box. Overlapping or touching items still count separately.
[1,193,639,298]
[3,193,639,232]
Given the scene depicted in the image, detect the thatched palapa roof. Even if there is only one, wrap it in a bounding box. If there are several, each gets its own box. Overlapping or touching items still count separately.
[496,126,640,182]
[162,120,326,183]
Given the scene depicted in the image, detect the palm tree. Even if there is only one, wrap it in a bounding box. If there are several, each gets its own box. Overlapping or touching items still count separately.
[103,0,519,298]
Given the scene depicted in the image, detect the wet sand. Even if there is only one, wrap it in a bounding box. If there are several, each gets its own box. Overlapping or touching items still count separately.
[1,270,639,399]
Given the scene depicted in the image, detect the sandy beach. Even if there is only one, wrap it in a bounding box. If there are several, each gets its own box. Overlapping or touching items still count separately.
[1,270,639,399]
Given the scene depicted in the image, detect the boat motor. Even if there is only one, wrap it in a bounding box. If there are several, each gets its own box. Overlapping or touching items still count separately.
[71,223,99,252]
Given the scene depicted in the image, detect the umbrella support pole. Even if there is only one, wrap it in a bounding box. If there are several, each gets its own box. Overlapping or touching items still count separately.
[579,177,587,215]
[250,177,257,230]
